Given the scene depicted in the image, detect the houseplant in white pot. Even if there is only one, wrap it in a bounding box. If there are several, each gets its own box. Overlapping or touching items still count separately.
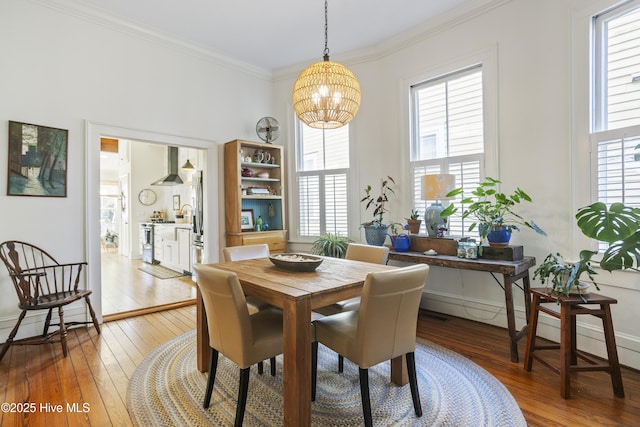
[360,176,396,246]
[534,202,640,298]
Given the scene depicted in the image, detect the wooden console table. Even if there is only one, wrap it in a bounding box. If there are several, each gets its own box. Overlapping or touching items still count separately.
[388,251,536,362]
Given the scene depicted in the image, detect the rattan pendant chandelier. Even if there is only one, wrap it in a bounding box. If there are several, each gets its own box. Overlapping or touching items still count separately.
[292,0,361,129]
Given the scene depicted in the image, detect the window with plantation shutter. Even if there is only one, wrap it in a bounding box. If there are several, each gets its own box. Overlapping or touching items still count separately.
[296,122,349,237]
[410,65,485,237]
[592,1,640,211]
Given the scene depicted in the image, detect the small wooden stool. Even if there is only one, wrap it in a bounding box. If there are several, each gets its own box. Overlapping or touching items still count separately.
[524,287,625,399]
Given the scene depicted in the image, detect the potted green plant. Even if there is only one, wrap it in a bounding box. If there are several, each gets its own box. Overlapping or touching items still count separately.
[311,233,354,258]
[443,177,546,247]
[534,202,640,297]
[533,251,599,297]
[360,176,396,246]
[405,209,422,234]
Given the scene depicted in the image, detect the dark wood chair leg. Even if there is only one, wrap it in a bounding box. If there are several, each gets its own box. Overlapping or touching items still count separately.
[203,349,219,408]
[338,354,344,372]
[235,367,251,427]
[43,308,53,336]
[602,304,625,398]
[311,341,318,401]
[359,368,373,427]
[524,293,541,371]
[58,306,68,357]
[406,352,422,417]
[257,361,264,374]
[270,357,276,376]
[0,311,26,362]
[85,296,101,334]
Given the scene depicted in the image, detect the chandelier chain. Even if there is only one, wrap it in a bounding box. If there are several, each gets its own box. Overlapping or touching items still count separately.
[323,0,329,59]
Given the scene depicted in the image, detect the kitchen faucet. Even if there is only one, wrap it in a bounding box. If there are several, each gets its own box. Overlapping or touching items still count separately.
[176,204,193,224]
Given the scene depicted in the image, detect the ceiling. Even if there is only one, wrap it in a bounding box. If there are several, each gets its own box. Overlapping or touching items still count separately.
[69,0,493,71]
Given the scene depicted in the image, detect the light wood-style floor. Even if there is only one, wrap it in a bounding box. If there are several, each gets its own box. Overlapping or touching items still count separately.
[101,251,196,320]
[1,306,638,426]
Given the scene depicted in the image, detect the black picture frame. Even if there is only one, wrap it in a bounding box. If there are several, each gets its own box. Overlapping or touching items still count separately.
[241,209,254,231]
[7,121,68,197]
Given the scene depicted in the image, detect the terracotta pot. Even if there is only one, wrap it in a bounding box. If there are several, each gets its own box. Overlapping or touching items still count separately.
[407,219,422,234]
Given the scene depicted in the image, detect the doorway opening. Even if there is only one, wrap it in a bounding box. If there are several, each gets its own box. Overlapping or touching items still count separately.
[87,122,217,324]
[99,138,206,319]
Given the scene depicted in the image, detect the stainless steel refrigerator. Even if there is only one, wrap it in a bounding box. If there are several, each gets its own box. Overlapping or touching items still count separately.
[191,170,204,274]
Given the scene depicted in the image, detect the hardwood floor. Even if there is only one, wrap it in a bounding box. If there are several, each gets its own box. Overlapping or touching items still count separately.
[0,306,638,426]
[101,251,196,320]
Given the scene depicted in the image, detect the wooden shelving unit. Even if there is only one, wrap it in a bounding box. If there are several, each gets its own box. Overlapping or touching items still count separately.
[224,139,287,253]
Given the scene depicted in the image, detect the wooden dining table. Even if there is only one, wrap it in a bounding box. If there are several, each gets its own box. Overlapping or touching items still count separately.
[195,256,397,427]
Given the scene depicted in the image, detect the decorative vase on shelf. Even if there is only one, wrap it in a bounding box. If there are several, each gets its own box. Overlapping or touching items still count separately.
[363,224,389,246]
[487,226,511,247]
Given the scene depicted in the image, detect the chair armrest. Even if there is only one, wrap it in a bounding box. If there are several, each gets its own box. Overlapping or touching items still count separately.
[10,271,46,279]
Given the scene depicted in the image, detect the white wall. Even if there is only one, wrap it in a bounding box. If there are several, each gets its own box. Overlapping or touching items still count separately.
[274,0,640,369]
[1,0,638,370]
[0,0,273,339]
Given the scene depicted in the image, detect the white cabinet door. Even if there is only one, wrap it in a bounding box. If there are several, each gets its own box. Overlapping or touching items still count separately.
[177,228,191,273]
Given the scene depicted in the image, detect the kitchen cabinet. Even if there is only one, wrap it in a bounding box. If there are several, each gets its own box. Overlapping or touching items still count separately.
[224,139,287,253]
[154,224,192,273]
[177,227,191,272]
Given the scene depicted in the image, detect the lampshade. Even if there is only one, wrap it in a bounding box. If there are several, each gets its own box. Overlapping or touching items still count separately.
[181,159,195,171]
[292,0,361,129]
[421,174,456,200]
[292,60,360,129]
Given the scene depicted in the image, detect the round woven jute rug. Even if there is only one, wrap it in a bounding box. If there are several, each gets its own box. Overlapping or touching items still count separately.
[127,330,526,426]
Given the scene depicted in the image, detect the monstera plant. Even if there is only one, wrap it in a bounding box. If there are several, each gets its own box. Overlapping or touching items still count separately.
[534,202,640,297]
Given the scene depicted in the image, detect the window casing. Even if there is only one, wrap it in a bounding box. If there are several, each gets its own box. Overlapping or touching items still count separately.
[592,1,640,249]
[410,65,485,237]
[295,122,350,238]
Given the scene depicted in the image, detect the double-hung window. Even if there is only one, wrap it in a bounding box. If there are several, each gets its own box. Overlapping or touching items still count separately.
[592,1,640,212]
[296,122,350,238]
[410,65,485,236]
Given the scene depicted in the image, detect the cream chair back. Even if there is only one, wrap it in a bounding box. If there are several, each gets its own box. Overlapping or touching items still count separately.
[356,264,429,368]
[223,244,270,261]
[345,243,389,264]
[193,264,254,366]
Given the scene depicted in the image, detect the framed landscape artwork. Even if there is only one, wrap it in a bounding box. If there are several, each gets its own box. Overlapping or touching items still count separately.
[241,209,254,231]
[7,121,68,197]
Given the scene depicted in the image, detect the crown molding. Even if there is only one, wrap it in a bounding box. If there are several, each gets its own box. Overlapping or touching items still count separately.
[273,0,512,82]
[29,0,272,81]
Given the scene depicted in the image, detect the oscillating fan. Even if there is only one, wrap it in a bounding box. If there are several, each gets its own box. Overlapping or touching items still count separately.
[256,117,280,144]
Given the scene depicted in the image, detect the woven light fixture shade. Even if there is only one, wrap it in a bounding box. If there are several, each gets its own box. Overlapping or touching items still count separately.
[292,59,361,129]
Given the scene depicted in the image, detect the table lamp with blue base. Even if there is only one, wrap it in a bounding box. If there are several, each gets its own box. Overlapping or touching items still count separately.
[421,174,456,237]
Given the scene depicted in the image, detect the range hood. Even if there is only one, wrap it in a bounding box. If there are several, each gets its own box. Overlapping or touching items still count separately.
[152,146,184,186]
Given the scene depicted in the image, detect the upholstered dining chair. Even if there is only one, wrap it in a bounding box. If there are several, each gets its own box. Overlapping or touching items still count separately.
[311,264,430,427]
[313,243,390,371]
[222,244,273,316]
[0,240,101,362]
[314,243,389,317]
[193,264,284,427]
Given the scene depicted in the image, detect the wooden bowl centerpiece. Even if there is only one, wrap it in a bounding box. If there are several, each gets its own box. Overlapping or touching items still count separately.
[268,253,323,272]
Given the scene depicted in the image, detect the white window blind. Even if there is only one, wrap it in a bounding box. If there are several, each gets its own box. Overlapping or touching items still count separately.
[594,127,640,206]
[410,66,484,237]
[296,123,349,237]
